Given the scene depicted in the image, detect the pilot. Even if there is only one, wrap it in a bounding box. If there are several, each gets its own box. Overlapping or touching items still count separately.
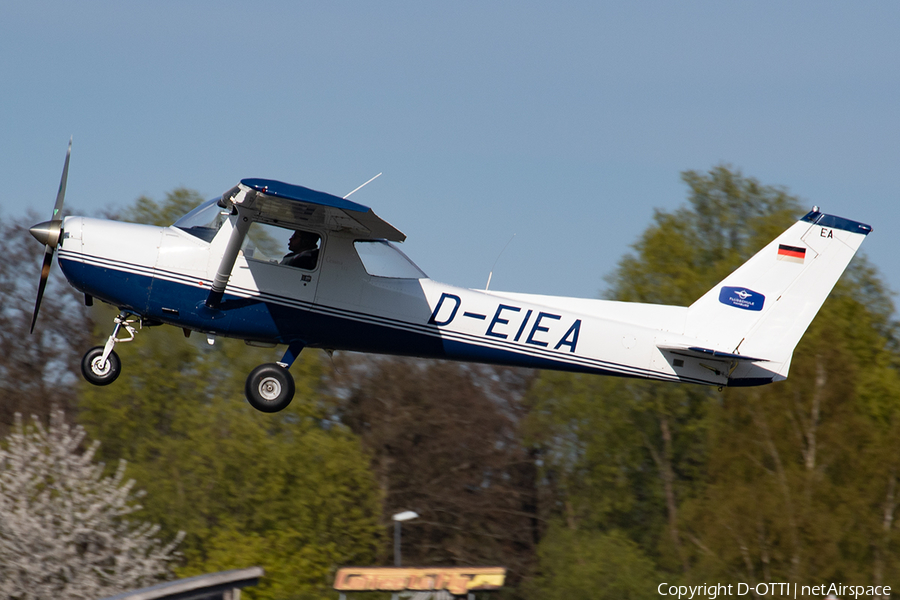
[281,230,320,270]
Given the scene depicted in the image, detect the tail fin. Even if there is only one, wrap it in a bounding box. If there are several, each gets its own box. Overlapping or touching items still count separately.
[683,208,872,384]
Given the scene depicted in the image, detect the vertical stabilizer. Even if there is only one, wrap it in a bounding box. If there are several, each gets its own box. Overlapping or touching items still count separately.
[683,208,871,383]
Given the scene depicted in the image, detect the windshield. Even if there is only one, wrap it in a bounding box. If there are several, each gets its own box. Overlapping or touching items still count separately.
[173,198,230,242]
[354,240,426,279]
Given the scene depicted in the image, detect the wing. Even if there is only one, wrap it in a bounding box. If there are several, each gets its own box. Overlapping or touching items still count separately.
[221,178,405,242]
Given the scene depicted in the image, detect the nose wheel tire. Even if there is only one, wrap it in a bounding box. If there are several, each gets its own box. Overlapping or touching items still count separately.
[245,363,295,413]
[81,346,121,386]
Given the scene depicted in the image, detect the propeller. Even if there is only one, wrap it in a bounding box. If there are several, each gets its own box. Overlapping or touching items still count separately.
[29,138,72,333]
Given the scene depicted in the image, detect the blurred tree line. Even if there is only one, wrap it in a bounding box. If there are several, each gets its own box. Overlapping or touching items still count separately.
[0,167,896,599]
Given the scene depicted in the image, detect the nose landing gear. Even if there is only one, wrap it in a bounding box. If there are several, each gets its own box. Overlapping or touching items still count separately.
[81,311,140,386]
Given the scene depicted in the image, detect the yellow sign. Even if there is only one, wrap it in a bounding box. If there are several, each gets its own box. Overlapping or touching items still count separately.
[334,567,506,595]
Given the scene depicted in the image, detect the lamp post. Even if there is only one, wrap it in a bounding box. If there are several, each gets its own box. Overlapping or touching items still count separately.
[392,510,419,567]
[391,511,419,600]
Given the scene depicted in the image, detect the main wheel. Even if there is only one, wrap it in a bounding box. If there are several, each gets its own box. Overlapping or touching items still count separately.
[81,346,121,386]
[245,363,295,413]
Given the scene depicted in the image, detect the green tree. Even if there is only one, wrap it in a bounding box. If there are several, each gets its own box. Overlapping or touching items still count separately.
[527,166,803,580]
[525,526,659,600]
[330,354,539,587]
[611,165,800,305]
[681,261,900,586]
[120,188,206,227]
[80,328,382,599]
[525,165,900,592]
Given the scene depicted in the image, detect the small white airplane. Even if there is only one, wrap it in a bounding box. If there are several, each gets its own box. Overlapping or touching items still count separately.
[30,142,872,412]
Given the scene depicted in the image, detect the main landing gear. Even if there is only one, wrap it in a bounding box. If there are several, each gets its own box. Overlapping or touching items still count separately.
[244,341,304,413]
[245,364,295,413]
[81,312,303,414]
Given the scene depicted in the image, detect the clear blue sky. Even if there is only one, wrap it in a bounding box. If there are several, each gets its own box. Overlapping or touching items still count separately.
[2,2,897,303]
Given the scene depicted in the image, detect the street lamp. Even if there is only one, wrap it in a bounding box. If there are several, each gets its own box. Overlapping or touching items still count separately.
[392,510,419,567]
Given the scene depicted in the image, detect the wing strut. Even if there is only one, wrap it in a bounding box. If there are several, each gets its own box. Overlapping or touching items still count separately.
[206,207,253,308]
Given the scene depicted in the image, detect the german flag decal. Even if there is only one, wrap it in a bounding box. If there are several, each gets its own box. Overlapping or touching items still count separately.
[777,244,806,263]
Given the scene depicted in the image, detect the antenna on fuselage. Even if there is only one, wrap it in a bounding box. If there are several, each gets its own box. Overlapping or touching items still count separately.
[344,172,382,199]
[485,233,516,291]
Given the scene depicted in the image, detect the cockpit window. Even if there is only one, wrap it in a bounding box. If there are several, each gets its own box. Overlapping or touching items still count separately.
[354,240,426,279]
[173,198,230,242]
[243,223,321,271]
[281,230,321,270]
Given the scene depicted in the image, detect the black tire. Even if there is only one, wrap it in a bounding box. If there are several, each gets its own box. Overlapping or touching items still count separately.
[81,346,121,386]
[245,363,295,413]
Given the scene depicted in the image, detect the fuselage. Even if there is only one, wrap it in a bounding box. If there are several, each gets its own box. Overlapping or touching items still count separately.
[57,213,742,387]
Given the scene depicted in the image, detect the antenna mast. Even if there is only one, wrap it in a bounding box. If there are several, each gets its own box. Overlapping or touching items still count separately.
[344,173,383,199]
[485,233,516,291]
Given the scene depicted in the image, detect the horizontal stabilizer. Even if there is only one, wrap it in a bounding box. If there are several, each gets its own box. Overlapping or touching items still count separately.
[657,344,769,363]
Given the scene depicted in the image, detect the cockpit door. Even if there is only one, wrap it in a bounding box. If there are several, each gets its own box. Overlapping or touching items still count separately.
[227,222,322,308]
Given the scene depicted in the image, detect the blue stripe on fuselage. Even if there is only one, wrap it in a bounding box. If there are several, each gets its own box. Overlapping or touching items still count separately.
[58,253,713,384]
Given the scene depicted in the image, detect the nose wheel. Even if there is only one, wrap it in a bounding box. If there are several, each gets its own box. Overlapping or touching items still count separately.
[81,346,122,386]
[245,364,295,413]
[81,311,140,387]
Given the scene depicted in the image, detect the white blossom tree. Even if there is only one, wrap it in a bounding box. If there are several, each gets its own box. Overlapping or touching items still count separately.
[0,409,183,599]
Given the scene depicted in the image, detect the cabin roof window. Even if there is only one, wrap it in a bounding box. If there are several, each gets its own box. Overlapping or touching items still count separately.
[354,240,426,279]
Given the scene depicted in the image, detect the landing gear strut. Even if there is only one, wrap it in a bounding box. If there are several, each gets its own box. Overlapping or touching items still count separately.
[81,311,140,386]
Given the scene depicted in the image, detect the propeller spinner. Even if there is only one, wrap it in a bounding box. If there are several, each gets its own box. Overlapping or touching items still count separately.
[29,138,72,333]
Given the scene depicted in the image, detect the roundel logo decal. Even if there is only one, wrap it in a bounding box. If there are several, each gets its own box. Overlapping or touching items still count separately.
[718,286,765,311]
